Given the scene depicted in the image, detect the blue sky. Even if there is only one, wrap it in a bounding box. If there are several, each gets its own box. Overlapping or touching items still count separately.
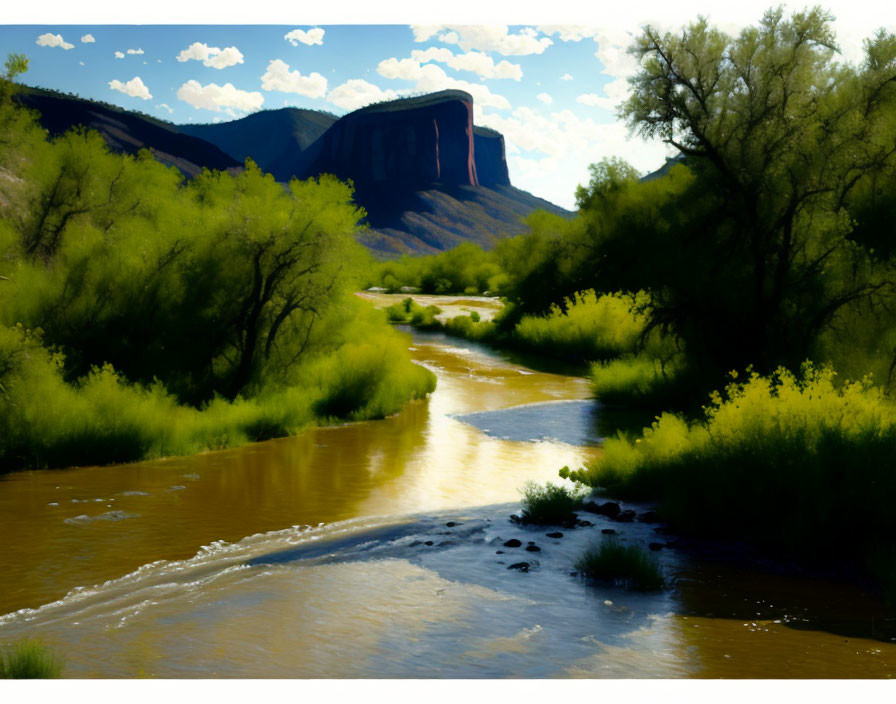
[2,4,893,209]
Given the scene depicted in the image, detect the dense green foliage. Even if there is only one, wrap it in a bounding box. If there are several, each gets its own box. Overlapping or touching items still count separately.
[575,539,664,591]
[0,65,435,472]
[384,297,442,328]
[518,481,585,525]
[564,365,896,584]
[366,241,505,295]
[0,640,62,678]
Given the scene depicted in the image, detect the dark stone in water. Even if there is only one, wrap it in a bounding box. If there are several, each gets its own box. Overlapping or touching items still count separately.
[496,550,504,554]
[509,515,522,524]
[424,540,434,546]
[576,519,595,528]
[546,532,563,539]
[527,541,535,545]
[446,521,459,527]
[583,501,620,519]
[601,529,617,535]
[639,510,660,523]
[525,545,541,552]
[508,562,530,572]
[616,510,637,523]
[503,538,522,548]
[648,542,665,551]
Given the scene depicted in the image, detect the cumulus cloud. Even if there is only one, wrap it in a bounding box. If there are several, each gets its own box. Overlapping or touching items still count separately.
[36,33,73,50]
[377,57,511,110]
[326,79,400,111]
[560,73,573,81]
[114,51,124,59]
[536,93,552,105]
[284,28,325,46]
[177,80,264,112]
[81,34,95,43]
[177,42,244,69]
[108,76,152,100]
[260,59,327,98]
[127,48,144,55]
[410,25,552,56]
[478,105,671,208]
[157,103,173,114]
[409,47,522,80]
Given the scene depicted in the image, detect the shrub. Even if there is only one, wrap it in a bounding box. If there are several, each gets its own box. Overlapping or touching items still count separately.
[0,640,62,678]
[519,481,585,525]
[575,538,664,590]
[565,363,896,591]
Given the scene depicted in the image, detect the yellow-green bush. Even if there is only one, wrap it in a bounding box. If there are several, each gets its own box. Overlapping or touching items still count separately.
[564,364,896,588]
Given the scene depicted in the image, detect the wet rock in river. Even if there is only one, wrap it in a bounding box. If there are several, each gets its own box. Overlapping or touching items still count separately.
[546,532,563,539]
[525,545,541,552]
[446,521,459,527]
[616,510,637,522]
[582,501,620,519]
[639,510,660,523]
[503,538,522,548]
[601,528,617,535]
[424,540,434,546]
[576,519,595,528]
[508,562,530,572]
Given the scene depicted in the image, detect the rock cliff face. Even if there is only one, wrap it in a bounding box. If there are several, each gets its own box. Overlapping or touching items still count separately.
[309,90,480,195]
[473,126,510,187]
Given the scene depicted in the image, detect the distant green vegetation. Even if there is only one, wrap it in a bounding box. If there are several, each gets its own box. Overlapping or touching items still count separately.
[575,539,664,591]
[384,297,442,328]
[518,481,585,525]
[0,61,435,472]
[0,640,62,678]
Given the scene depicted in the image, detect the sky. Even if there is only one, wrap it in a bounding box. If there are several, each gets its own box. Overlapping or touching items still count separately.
[2,1,894,210]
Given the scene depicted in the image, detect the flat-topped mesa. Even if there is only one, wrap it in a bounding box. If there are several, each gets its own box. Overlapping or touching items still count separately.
[310,89,482,193]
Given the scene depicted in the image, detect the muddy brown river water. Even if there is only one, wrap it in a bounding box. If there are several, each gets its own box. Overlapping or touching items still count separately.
[0,320,894,678]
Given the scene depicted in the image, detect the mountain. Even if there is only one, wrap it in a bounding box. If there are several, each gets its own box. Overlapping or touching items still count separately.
[16,86,570,255]
[16,87,241,177]
[179,108,337,182]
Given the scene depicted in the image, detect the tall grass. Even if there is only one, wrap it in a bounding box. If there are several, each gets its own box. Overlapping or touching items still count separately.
[0,640,62,678]
[512,290,648,362]
[0,314,436,472]
[519,481,585,525]
[565,364,896,590]
[575,539,664,590]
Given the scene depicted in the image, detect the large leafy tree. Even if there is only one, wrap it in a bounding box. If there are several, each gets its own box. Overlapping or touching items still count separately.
[603,7,896,378]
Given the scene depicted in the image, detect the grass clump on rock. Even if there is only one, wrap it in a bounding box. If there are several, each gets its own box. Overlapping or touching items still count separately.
[575,538,664,591]
[0,640,63,678]
[519,481,585,525]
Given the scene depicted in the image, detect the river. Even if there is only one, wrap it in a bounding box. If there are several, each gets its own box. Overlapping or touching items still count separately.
[0,325,894,678]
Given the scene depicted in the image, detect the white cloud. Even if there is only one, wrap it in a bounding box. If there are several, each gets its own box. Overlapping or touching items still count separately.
[410,25,552,56]
[79,61,85,66]
[409,48,522,81]
[80,34,95,44]
[376,57,511,110]
[177,80,264,112]
[326,79,400,111]
[560,73,573,81]
[36,33,73,50]
[478,105,671,209]
[157,103,173,114]
[108,76,152,100]
[536,93,552,105]
[177,42,244,69]
[114,51,124,59]
[536,26,601,42]
[260,59,327,98]
[127,48,144,55]
[284,28,325,46]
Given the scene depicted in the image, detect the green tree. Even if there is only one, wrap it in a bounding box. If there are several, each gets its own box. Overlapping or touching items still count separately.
[609,6,896,379]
